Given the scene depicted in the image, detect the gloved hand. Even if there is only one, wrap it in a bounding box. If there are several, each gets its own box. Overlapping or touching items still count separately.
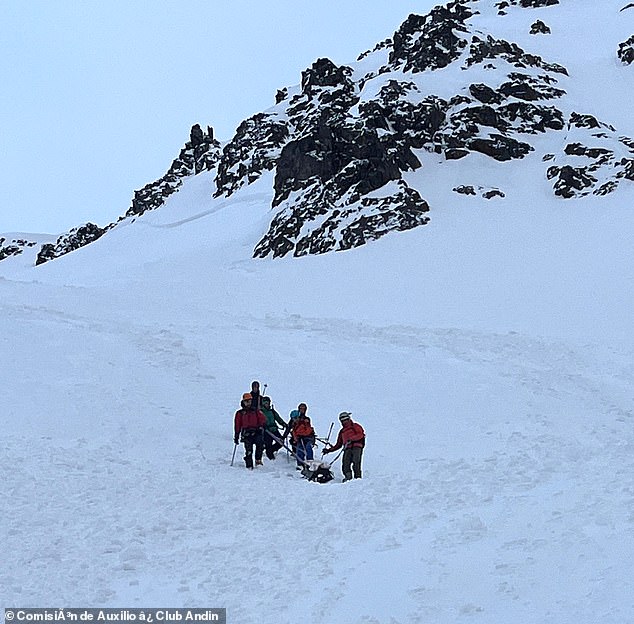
[234,436,239,445]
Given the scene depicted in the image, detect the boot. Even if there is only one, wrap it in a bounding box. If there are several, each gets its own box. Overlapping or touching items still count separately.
[255,459,263,466]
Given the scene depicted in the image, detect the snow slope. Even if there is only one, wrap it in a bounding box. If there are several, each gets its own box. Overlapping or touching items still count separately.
[2,1,634,622]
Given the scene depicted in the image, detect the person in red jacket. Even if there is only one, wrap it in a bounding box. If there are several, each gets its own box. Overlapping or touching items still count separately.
[234,392,266,469]
[323,411,365,481]
[290,406,316,470]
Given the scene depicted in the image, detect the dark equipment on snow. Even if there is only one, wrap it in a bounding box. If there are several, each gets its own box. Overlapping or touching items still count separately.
[301,460,335,483]
[265,430,334,483]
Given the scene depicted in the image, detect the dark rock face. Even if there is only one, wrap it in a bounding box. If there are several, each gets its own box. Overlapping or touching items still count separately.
[24,0,633,267]
[547,165,597,198]
[545,113,634,198]
[128,124,221,217]
[273,124,406,206]
[218,1,578,258]
[569,112,603,129]
[469,83,504,104]
[0,244,22,261]
[215,113,289,197]
[453,185,477,195]
[453,185,505,199]
[498,102,565,133]
[0,236,37,262]
[253,180,429,258]
[467,36,567,75]
[618,35,634,64]
[496,0,558,12]
[388,2,473,73]
[470,134,534,160]
[36,224,108,266]
[482,188,506,199]
[530,20,551,34]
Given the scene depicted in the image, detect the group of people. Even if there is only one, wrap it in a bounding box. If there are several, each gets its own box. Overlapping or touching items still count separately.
[233,380,366,482]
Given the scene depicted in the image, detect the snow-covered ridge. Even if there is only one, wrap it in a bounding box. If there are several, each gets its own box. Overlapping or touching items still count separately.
[2,0,632,267]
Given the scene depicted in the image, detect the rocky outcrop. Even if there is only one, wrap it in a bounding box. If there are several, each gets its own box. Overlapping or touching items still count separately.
[546,113,634,198]
[23,124,221,267]
[618,35,634,64]
[387,2,473,73]
[453,185,506,199]
[530,20,551,35]
[219,2,576,258]
[18,0,634,267]
[253,180,429,258]
[36,224,108,266]
[496,0,558,13]
[214,113,289,197]
[128,124,221,217]
[466,36,567,75]
[0,237,38,261]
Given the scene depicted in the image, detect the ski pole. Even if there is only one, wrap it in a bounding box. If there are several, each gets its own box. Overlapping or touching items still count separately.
[325,422,334,444]
[325,446,345,467]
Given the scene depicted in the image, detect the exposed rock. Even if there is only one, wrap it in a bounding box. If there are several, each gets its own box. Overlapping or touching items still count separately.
[547,165,597,198]
[0,245,22,261]
[564,143,613,162]
[273,123,407,206]
[0,237,39,263]
[128,124,221,217]
[496,0,558,10]
[470,134,534,161]
[530,20,551,35]
[453,185,477,195]
[498,102,565,133]
[215,113,289,197]
[499,73,566,101]
[254,180,429,258]
[301,57,352,92]
[469,83,503,104]
[482,188,506,199]
[569,112,602,129]
[35,223,108,266]
[618,35,634,64]
[519,0,558,6]
[467,35,568,75]
[285,59,358,135]
[445,148,470,160]
[619,158,634,180]
[452,185,505,199]
[388,2,473,73]
[546,113,634,198]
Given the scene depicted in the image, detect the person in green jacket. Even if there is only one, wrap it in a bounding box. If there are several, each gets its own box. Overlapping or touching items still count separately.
[261,395,287,460]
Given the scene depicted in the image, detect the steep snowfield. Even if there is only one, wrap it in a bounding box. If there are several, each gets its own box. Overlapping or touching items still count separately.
[3,166,634,623]
[2,1,634,622]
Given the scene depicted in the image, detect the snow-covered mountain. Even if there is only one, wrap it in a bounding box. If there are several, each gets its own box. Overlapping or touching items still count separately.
[2,0,633,267]
[2,1,634,623]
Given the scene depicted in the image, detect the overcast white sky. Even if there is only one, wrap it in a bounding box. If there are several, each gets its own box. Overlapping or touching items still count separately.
[0,1,438,234]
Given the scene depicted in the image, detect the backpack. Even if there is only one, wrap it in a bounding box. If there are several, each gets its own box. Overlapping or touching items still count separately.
[292,416,314,439]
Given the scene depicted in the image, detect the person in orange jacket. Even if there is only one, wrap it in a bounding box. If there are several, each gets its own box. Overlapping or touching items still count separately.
[234,392,266,469]
[290,404,315,469]
[323,412,365,481]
